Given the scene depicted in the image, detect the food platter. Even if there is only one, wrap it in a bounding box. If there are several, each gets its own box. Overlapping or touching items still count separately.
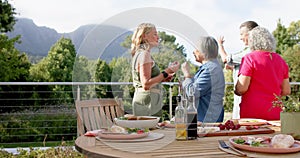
[229,136,300,154]
[238,118,267,126]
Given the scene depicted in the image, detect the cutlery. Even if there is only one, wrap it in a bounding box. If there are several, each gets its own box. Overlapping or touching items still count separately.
[218,140,247,157]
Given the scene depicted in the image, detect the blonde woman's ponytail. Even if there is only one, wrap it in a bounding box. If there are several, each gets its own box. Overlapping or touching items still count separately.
[131,23,156,56]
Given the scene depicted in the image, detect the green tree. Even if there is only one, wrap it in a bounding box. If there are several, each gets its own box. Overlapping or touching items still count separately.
[158,31,185,54]
[273,19,300,97]
[29,37,76,104]
[0,0,32,112]
[273,20,291,55]
[0,35,31,81]
[0,0,16,33]
[30,37,76,81]
[273,19,300,82]
[0,0,29,81]
[47,37,76,82]
[282,45,300,83]
[120,35,131,49]
[109,57,133,111]
[110,57,131,83]
[47,37,76,103]
[73,56,96,100]
[95,59,112,98]
[287,21,300,45]
[73,56,91,82]
[29,58,49,81]
[0,35,32,113]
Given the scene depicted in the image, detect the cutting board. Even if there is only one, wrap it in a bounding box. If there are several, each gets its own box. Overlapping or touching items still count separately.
[198,126,275,137]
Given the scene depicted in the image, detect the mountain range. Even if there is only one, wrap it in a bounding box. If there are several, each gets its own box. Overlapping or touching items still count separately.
[6,18,130,61]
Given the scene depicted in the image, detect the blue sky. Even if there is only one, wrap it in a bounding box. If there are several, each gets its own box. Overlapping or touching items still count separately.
[11,0,300,54]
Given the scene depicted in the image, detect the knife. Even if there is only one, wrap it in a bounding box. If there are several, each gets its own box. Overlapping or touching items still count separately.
[218,140,247,157]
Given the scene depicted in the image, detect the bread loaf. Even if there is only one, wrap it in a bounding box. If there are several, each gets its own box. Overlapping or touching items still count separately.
[110,125,126,133]
[124,114,137,120]
[271,134,294,148]
[137,116,156,120]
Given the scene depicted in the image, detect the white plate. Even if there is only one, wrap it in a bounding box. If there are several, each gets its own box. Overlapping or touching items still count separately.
[229,136,300,154]
[238,118,267,126]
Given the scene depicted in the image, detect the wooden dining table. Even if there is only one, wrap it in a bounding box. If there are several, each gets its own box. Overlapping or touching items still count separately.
[75,123,300,158]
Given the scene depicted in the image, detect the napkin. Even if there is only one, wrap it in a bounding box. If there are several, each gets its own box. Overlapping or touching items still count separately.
[84,129,103,137]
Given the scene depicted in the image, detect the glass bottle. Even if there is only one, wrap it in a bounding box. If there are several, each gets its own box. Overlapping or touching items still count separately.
[186,87,198,140]
[175,95,187,140]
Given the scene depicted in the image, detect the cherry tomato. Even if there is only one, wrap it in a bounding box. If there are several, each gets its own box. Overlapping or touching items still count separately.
[218,124,226,130]
[235,124,241,130]
[253,126,259,129]
[246,125,259,130]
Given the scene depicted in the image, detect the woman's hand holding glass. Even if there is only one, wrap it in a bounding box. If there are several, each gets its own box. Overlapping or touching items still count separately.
[166,61,180,74]
[162,61,180,82]
[181,62,191,78]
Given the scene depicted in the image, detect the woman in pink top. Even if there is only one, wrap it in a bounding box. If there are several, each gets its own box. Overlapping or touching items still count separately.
[235,26,291,120]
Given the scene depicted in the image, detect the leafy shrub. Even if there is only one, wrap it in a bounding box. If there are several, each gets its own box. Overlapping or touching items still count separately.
[0,144,83,158]
[272,95,300,112]
[223,70,234,112]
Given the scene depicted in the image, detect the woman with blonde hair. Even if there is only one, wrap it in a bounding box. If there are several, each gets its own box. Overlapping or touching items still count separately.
[131,23,180,116]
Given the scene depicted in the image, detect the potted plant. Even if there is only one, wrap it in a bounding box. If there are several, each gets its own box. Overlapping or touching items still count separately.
[273,95,300,139]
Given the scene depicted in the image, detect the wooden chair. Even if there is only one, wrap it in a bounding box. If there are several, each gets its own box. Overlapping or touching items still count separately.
[75,98,124,135]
